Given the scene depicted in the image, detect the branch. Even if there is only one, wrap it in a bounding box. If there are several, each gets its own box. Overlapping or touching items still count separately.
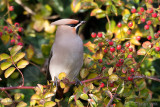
[0,86,35,91]
[107,93,118,107]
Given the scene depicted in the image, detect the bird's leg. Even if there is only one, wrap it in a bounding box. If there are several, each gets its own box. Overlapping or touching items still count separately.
[75,78,82,86]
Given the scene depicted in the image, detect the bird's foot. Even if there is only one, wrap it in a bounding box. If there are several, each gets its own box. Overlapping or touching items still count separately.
[75,78,82,86]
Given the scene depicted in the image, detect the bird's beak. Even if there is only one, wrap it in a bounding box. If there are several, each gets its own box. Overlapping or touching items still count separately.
[75,21,86,29]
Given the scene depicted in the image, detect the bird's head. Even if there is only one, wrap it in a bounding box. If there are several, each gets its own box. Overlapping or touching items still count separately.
[51,19,86,34]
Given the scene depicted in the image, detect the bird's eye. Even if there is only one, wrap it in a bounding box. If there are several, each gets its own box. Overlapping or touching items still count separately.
[66,24,77,27]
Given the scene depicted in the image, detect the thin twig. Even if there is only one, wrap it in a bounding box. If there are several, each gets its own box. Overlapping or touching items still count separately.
[10,56,24,86]
[106,15,111,31]
[0,86,35,91]
[3,90,11,98]
[107,93,118,107]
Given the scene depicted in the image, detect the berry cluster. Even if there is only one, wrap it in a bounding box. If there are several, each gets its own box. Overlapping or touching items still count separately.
[0,22,24,46]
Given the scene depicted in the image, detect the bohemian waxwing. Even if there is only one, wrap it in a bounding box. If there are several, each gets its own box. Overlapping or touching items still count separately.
[47,19,85,84]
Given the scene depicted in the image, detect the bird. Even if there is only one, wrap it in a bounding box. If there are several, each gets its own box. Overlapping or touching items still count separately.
[46,19,85,94]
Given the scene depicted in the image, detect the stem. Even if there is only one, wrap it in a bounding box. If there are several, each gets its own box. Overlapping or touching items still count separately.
[10,56,24,86]
[106,15,111,31]
[0,86,35,91]
[107,93,117,107]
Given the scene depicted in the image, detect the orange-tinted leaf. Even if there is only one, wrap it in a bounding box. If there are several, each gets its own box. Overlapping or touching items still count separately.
[137,48,146,55]
[17,60,29,69]
[90,8,103,16]
[1,98,12,105]
[142,41,152,49]
[71,1,81,13]
[84,41,96,53]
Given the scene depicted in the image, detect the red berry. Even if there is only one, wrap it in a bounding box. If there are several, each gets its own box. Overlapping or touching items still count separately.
[9,6,14,11]
[121,49,125,53]
[110,47,115,52]
[109,83,114,87]
[17,42,23,46]
[138,12,142,15]
[8,29,12,33]
[141,18,145,23]
[104,48,108,53]
[116,63,121,67]
[98,59,103,63]
[14,22,19,27]
[108,40,113,46]
[157,31,160,35]
[140,7,144,12]
[155,47,160,52]
[119,59,124,64]
[128,76,133,81]
[100,83,105,88]
[0,32,3,37]
[3,26,8,31]
[17,35,21,40]
[117,22,122,28]
[147,20,152,25]
[98,42,103,47]
[18,27,23,32]
[147,8,153,13]
[147,35,152,40]
[154,33,159,39]
[127,30,131,35]
[128,22,133,27]
[125,42,130,47]
[10,39,15,44]
[102,67,106,71]
[127,55,133,58]
[131,8,136,13]
[152,13,157,18]
[159,17,160,21]
[136,36,141,41]
[129,47,133,52]
[144,25,149,30]
[130,68,135,73]
[117,45,121,50]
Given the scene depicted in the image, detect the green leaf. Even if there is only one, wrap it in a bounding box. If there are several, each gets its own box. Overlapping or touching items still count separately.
[135,79,146,91]
[80,93,88,100]
[1,34,10,44]
[134,0,139,4]
[0,53,10,61]
[14,93,24,101]
[4,67,16,78]
[149,26,154,38]
[111,5,117,16]
[17,60,29,69]
[68,95,75,103]
[117,81,124,94]
[88,99,97,107]
[80,68,89,79]
[9,45,23,56]
[124,101,138,107]
[76,100,84,107]
[31,94,41,100]
[44,92,55,99]
[106,19,116,34]
[44,101,56,107]
[89,94,99,104]
[41,44,51,57]
[26,45,34,59]
[16,101,27,107]
[123,14,130,23]
[13,52,25,63]
[1,98,13,105]
[1,61,12,70]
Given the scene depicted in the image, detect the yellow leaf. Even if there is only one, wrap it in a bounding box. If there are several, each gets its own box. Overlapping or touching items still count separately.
[80,93,88,100]
[130,37,141,46]
[1,61,12,70]
[17,60,29,69]
[44,92,55,99]
[108,67,114,75]
[44,20,56,33]
[26,45,34,59]
[14,93,24,101]
[58,72,66,80]
[31,94,41,100]
[109,74,119,82]
[60,81,65,89]
[13,52,25,63]
[1,34,10,44]
[4,67,16,78]
[9,45,23,56]
[92,48,103,59]
[80,68,89,79]
[1,98,13,105]
[44,101,56,107]
[71,1,81,13]
[122,9,130,16]
[0,53,10,61]
[17,101,27,107]
[90,8,103,16]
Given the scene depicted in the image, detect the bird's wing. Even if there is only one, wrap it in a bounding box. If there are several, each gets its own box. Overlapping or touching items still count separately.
[46,49,53,81]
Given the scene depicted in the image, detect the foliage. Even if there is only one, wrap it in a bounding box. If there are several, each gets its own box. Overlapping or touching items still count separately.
[0,0,160,107]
